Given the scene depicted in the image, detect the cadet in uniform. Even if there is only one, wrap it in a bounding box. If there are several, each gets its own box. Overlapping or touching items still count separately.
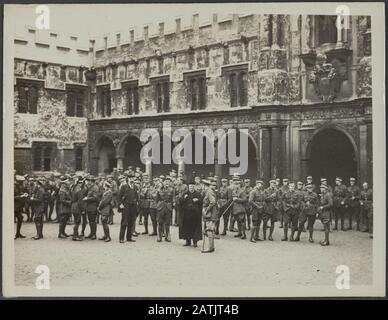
[263,180,278,240]
[243,179,253,231]
[83,175,100,240]
[139,174,151,234]
[360,182,373,238]
[249,179,266,242]
[296,183,318,242]
[282,182,300,241]
[148,178,159,236]
[30,177,46,240]
[347,177,360,230]
[118,174,138,243]
[278,178,289,229]
[333,177,348,231]
[218,178,232,236]
[70,176,83,241]
[98,181,113,242]
[156,177,175,242]
[14,175,28,239]
[231,175,248,240]
[58,176,72,238]
[317,184,333,246]
[201,180,218,253]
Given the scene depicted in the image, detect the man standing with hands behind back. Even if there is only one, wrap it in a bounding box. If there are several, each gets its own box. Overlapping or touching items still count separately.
[118,174,138,243]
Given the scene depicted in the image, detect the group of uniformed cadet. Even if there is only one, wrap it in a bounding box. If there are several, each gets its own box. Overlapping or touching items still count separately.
[14,167,374,252]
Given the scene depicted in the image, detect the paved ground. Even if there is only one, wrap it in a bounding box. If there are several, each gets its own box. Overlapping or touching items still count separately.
[14,214,373,288]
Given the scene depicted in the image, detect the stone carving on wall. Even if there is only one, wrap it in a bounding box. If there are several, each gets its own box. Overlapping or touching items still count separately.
[258,49,287,71]
[356,56,372,98]
[300,49,351,102]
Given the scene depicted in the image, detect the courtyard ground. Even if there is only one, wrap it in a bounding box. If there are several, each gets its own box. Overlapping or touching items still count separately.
[14,213,373,291]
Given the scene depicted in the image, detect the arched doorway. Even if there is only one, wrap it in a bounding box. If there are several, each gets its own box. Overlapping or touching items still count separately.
[152,133,176,177]
[308,128,357,185]
[96,136,116,174]
[120,135,144,171]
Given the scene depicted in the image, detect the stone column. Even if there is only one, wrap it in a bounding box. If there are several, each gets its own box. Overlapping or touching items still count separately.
[271,126,282,179]
[116,157,124,170]
[261,127,271,181]
[359,124,368,184]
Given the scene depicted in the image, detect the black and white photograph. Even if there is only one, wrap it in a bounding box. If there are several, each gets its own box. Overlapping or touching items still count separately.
[2,2,386,298]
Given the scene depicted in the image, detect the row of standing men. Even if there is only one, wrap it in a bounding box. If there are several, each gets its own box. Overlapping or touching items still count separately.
[14,168,373,251]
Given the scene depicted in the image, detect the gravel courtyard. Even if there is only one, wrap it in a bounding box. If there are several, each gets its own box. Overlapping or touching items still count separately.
[14,216,373,289]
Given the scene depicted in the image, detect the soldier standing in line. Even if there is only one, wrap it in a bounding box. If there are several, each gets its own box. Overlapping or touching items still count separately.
[83,175,100,240]
[118,174,138,243]
[263,180,278,241]
[139,174,151,234]
[70,176,83,241]
[317,184,333,246]
[201,180,218,253]
[148,177,160,236]
[296,181,307,232]
[282,182,300,241]
[174,176,188,227]
[26,177,36,222]
[156,177,175,242]
[360,182,373,238]
[333,177,348,231]
[304,176,317,193]
[249,179,266,242]
[14,175,28,239]
[30,177,46,240]
[243,179,253,231]
[58,176,72,239]
[98,181,113,242]
[46,175,57,222]
[347,177,360,230]
[296,183,319,242]
[79,178,88,237]
[278,178,289,229]
[108,175,118,225]
[218,178,233,236]
[231,175,248,240]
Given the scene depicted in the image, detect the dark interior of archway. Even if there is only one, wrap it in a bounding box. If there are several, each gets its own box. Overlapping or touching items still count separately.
[309,128,357,186]
[123,136,143,171]
[152,135,176,177]
[98,137,116,174]
[221,131,257,182]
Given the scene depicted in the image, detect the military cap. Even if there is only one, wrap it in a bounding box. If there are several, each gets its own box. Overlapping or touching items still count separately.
[59,176,69,184]
[15,175,25,181]
[244,179,250,183]
[306,183,314,189]
[320,178,327,182]
[165,176,172,181]
[211,181,217,186]
[256,179,264,184]
[107,174,113,178]
[306,176,313,180]
[335,177,342,182]
[128,173,135,178]
[85,175,96,181]
[276,178,281,182]
[350,177,356,182]
[159,175,165,179]
[269,179,276,184]
[202,179,211,185]
[282,178,289,182]
[221,178,228,182]
[320,184,329,190]
[297,181,304,185]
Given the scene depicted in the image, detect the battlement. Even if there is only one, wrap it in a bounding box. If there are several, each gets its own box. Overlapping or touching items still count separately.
[93,13,257,63]
[14,25,93,67]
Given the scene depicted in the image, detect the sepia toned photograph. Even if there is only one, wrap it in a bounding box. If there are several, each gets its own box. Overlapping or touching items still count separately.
[2,2,386,299]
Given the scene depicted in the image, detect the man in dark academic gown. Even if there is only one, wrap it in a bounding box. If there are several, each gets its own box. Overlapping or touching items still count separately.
[179,181,203,247]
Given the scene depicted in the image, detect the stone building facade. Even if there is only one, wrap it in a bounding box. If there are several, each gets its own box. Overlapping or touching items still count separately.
[14,14,372,185]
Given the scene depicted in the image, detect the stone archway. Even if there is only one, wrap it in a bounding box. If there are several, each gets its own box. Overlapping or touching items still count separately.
[95,136,116,174]
[307,127,358,185]
[118,134,144,171]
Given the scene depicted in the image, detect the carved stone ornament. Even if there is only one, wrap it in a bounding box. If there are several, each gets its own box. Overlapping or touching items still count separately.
[85,67,97,81]
[301,49,351,102]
